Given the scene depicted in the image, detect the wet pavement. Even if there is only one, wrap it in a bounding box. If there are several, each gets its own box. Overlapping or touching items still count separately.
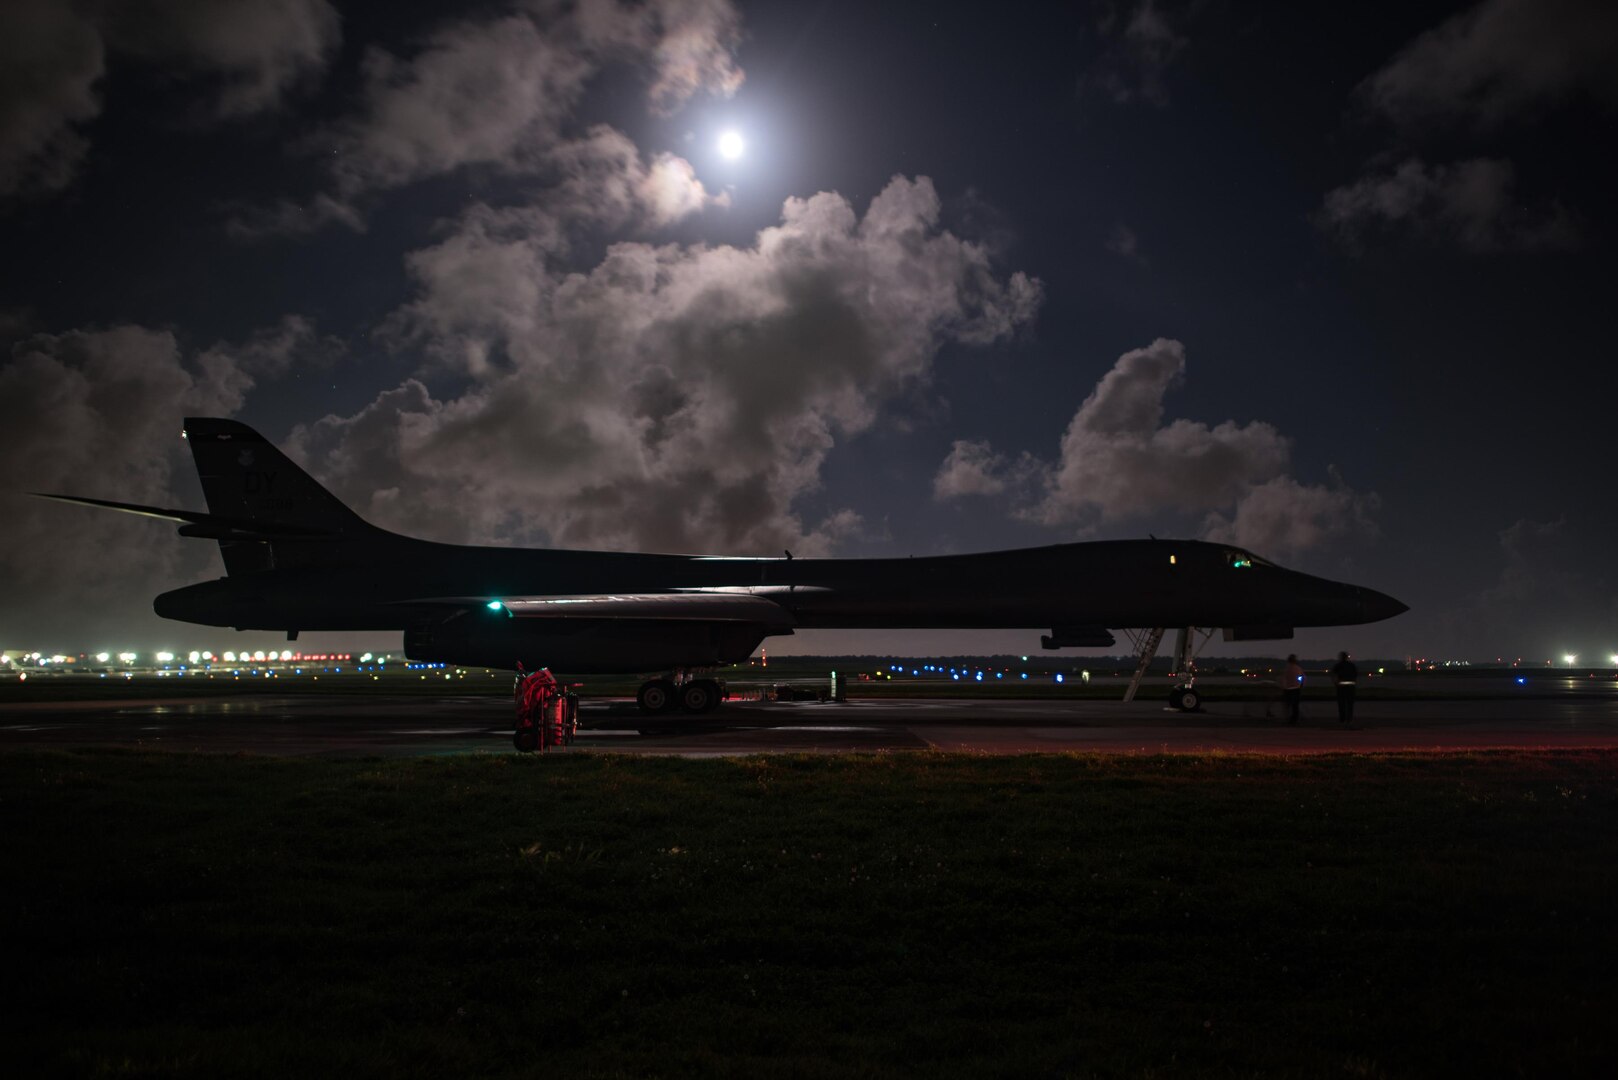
[3,690,1617,757]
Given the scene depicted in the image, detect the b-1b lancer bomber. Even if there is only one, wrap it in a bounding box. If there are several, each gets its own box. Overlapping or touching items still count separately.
[39,418,1405,715]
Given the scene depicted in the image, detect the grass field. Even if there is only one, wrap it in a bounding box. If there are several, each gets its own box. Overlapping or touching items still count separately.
[3,749,1615,1077]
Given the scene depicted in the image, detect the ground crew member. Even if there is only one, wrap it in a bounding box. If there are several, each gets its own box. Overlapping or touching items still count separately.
[1331,651,1358,725]
[1283,654,1304,725]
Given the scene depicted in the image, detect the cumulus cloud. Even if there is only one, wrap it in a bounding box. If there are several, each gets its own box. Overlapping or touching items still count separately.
[1321,157,1578,253]
[1359,0,1618,128]
[286,175,1042,555]
[1202,473,1378,554]
[934,339,1375,555]
[1082,0,1188,107]
[0,0,104,197]
[934,440,1009,499]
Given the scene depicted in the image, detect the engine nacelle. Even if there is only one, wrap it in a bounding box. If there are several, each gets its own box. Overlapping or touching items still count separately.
[1041,626,1117,649]
[405,611,771,674]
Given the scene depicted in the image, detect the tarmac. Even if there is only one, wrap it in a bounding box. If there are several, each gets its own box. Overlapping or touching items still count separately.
[4,687,1618,757]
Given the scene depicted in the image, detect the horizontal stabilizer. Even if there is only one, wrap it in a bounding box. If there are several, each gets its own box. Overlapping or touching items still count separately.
[31,493,339,542]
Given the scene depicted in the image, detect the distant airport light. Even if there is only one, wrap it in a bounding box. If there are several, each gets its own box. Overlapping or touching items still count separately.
[95,652,110,663]
[223,651,236,662]
[1563,653,1577,665]
[280,650,293,661]
[118,652,137,663]
[1610,654,1618,666]
[156,651,174,663]
[1055,673,1065,683]
[188,651,200,664]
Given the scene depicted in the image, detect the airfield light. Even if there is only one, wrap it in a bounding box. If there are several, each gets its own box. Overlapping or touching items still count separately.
[157,651,175,663]
[118,652,137,664]
[1610,654,1618,666]
[361,653,373,662]
[188,651,201,664]
[253,651,266,662]
[1055,673,1065,684]
[280,650,293,661]
[223,651,237,662]
[1563,654,1577,666]
[95,652,110,663]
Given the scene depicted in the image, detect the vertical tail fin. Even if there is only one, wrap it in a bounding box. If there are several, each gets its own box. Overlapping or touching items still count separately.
[183,417,376,574]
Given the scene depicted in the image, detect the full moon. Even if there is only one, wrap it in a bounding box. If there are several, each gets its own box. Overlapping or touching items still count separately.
[718,130,745,159]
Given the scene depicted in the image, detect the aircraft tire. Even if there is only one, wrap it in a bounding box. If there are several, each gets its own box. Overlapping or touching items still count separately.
[514,728,540,753]
[638,679,678,713]
[1171,687,1201,712]
[680,679,722,713]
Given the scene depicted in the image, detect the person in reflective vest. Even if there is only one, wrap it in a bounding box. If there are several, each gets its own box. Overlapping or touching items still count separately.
[1283,654,1304,725]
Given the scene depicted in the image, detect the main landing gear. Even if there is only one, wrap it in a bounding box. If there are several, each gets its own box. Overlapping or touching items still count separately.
[636,674,726,714]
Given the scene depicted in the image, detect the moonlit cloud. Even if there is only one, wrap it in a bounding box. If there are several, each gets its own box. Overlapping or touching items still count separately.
[288,175,1042,555]
[321,1,743,200]
[933,339,1375,555]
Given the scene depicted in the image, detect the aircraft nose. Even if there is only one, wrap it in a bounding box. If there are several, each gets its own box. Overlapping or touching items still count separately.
[1358,587,1408,623]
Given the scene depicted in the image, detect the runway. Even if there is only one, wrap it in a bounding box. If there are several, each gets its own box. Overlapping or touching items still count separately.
[4,690,1618,756]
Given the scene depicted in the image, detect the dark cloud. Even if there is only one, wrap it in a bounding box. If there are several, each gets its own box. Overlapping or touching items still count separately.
[0,0,104,197]
[935,339,1375,556]
[1321,157,1579,253]
[287,175,1042,555]
[1446,518,1618,658]
[1105,222,1147,266]
[1359,0,1618,128]
[104,0,341,119]
[0,325,264,644]
[0,0,339,199]
[0,317,347,645]
[1082,0,1188,107]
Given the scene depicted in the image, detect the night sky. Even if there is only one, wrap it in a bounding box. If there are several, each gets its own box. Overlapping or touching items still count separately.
[3,0,1615,662]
